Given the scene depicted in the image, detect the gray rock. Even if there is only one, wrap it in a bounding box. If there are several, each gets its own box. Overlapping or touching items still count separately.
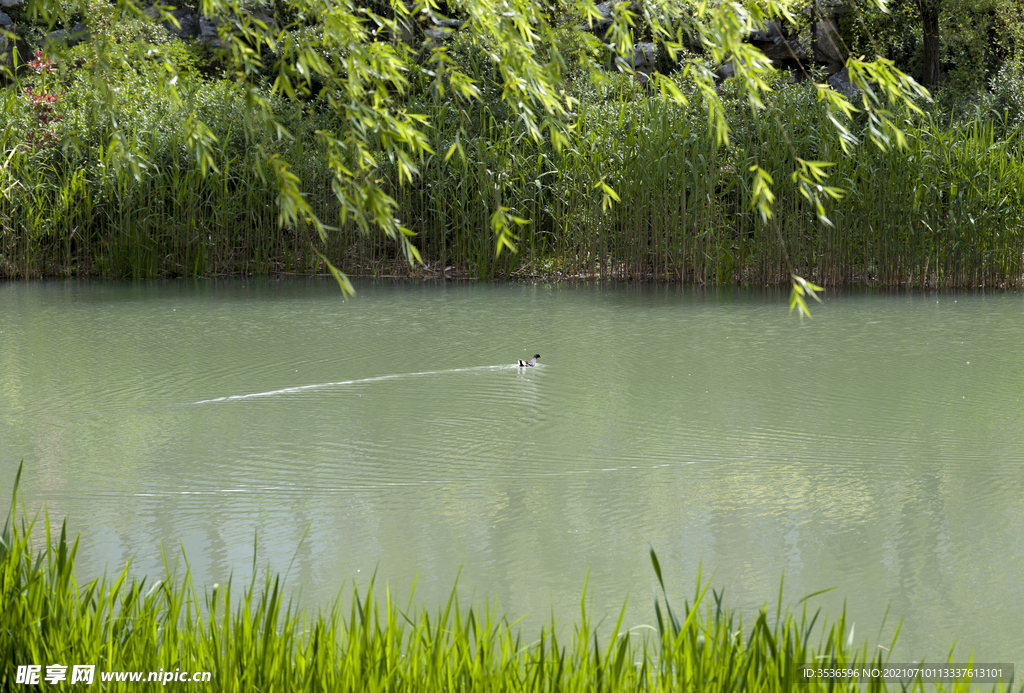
[199,17,221,46]
[0,10,11,26]
[715,62,735,81]
[0,31,27,65]
[747,18,808,62]
[423,28,451,42]
[749,21,785,44]
[749,18,811,62]
[588,0,641,31]
[615,41,657,72]
[632,41,658,70]
[158,9,200,39]
[0,0,23,8]
[801,0,851,67]
[431,17,461,29]
[176,13,200,38]
[827,66,858,99]
[248,8,277,31]
[811,16,845,65]
[803,0,850,16]
[760,36,808,62]
[46,22,88,48]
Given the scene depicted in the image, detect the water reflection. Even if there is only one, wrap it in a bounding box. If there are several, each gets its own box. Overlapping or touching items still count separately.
[1,279,1022,664]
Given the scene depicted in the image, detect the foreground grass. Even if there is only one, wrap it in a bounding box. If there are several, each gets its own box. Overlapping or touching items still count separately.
[1,466,1019,691]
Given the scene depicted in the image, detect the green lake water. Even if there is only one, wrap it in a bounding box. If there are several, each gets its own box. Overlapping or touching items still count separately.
[1,278,1022,665]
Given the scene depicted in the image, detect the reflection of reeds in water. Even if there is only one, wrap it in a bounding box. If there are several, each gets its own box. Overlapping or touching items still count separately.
[5,465,965,692]
[3,75,1023,287]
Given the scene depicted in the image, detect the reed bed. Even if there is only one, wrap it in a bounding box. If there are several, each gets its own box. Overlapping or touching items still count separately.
[0,44,349,279]
[3,51,1024,286]
[378,76,1024,287]
[2,466,1018,692]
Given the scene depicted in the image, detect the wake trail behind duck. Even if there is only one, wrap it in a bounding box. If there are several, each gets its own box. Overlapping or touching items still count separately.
[193,364,519,404]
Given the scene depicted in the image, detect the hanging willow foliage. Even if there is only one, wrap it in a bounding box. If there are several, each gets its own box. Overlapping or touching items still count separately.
[2,0,930,301]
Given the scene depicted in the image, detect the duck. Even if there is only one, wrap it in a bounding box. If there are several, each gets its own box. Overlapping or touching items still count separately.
[517,354,541,367]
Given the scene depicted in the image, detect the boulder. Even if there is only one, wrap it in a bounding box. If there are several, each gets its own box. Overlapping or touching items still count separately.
[811,15,845,66]
[149,8,201,39]
[0,10,11,27]
[614,41,657,73]
[749,21,785,44]
[827,66,858,99]
[748,18,809,64]
[172,12,200,39]
[0,0,23,8]
[46,22,88,48]
[0,34,30,74]
[430,17,462,29]
[587,0,641,32]
[803,0,850,16]
[247,6,277,32]
[804,0,849,67]
[759,36,808,62]
[199,16,221,47]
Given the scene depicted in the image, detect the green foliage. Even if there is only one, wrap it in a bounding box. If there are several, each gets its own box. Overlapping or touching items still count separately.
[2,50,1023,287]
[840,0,923,68]
[979,62,1024,130]
[790,274,824,318]
[5,0,1022,297]
[840,0,1022,98]
[2,0,937,298]
[3,0,84,28]
[0,39,321,279]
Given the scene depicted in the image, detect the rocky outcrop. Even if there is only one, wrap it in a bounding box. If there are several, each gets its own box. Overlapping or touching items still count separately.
[707,1,852,84]
[47,22,88,47]
[423,28,449,43]
[582,1,854,87]
[748,19,809,64]
[144,7,201,39]
[807,0,848,70]
[199,16,220,46]
[1,4,225,50]
[0,0,858,97]
[827,65,858,98]
[586,0,642,33]
[614,41,657,73]
[423,17,460,45]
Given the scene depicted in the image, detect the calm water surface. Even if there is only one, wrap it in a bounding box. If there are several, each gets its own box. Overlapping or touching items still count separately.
[1,279,1022,665]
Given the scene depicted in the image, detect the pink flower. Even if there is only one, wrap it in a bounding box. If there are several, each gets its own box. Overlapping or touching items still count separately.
[27,50,57,74]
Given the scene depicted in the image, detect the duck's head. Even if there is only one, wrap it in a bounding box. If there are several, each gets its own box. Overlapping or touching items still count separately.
[533,354,542,360]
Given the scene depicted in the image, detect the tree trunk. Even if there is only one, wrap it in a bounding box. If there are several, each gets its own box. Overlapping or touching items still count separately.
[919,0,942,86]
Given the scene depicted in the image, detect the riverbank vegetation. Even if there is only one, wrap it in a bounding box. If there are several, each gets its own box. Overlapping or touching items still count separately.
[1,0,1023,287]
[3,469,1019,692]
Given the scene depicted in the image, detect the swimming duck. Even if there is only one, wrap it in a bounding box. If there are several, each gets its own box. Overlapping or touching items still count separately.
[518,354,541,367]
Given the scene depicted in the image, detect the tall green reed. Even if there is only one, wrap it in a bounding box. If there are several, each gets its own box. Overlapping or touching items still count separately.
[371,74,1024,288]
[3,51,1024,287]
